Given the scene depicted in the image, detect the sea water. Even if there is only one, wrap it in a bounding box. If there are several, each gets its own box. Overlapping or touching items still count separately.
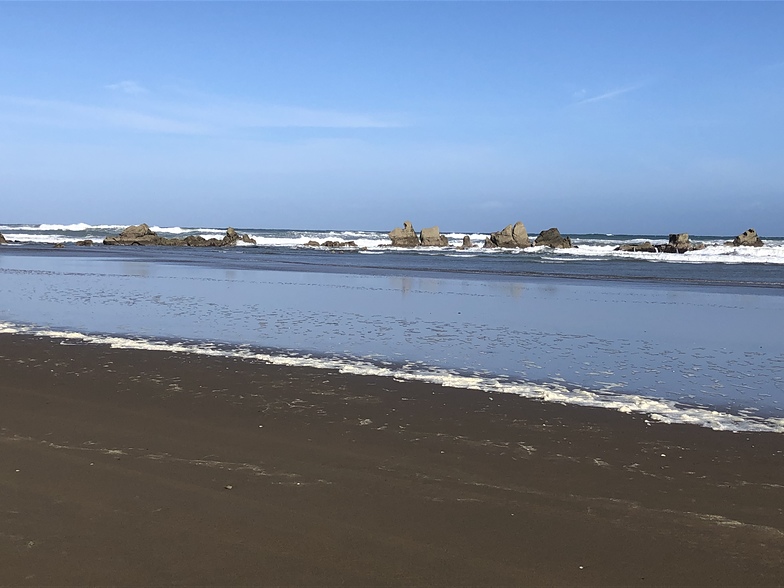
[1,224,783,432]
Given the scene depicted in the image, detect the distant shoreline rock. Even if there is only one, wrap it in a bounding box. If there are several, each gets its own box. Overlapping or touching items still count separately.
[389,221,421,247]
[656,233,705,254]
[419,226,448,247]
[484,222,530,248]
[388,221,449,247]
[727,228,764,247]
[0,232,6,244]
[103,224,256,247]
[534,228,573,249]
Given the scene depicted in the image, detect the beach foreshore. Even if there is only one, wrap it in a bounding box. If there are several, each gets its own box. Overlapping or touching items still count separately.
[1,333,783,586]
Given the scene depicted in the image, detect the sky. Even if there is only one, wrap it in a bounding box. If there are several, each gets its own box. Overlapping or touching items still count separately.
[1,2,783,234]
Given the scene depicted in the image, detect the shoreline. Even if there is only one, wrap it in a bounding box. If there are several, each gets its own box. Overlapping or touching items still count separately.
[1,332,783,585]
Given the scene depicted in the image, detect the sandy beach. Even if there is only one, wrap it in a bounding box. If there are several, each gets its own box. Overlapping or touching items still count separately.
[1,332,783,586]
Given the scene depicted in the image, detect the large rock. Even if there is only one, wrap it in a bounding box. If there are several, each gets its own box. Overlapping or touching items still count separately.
[728,228,764,247]
[485,222,531,248]
[0,232,6,244]
[419,226,448,247]
[389,221,419,247]
[615,241,656,253]
[104,223,166,246]
[534,228,573,249]
[656,233,705,253]
[458,235,473,250]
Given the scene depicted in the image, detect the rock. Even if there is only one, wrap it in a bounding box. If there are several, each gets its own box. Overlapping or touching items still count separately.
[458,235,473,249]
[534,228,573,249]
[419,226,449,247]
[656,233,704,253]
[487,222,531,248]
[53,243,65,248]
[729,228,764,247]
[615,241,656,253]
[389,221,419,247]
[305,240,321,247]
[75,240,94,246]
[0,233,6,244]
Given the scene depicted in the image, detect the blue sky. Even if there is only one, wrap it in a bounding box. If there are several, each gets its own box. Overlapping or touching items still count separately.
[1,2,783,234]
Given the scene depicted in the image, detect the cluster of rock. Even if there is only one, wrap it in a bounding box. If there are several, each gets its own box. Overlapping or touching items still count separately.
[615,229,765,254]
[304,240,359,248]
[615,233,706,254]
[481,222,574,249]
[389,221,449,247]
[103,224,256,247]
[387,220,574,250]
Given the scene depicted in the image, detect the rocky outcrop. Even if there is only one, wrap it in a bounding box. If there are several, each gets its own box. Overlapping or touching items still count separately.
[322,240,358,248]
[615,241,656,253]
[727,228,764,247]
[389,221,420,247]
[534,228,573,249]
[104,224,166,246]
[223,227,257,246]
[484,222,531,248]
[656,233,705,254]
[419,226,448,247]
[0,232,6,244]
[104,224,256,247]
[458,236,473,249]
[75,240,94,246]
[304,240,359,248]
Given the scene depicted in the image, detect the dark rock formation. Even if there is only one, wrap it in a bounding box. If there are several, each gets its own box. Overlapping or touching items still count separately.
[305,240,321,247]
[656,233,705,253]
[75,240,94,246]
[389,221,420,247]
[322,240,358,248]
[485,222,531,248]
[223,227,257,246]
[104,224,165,246]
[534,228,573,249]
[419,226,449,247]
[53,243,65,249]
[104,224,256,247]
[458,236,473,250]
[615,241,656,253]
[727,228,764,247]
[0,232,6,244]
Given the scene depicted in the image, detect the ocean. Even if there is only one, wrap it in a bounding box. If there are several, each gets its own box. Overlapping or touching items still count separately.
[1,223,783,432]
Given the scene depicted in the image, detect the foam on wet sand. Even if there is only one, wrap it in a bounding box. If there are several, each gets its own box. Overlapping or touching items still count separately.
[1,333,782,585]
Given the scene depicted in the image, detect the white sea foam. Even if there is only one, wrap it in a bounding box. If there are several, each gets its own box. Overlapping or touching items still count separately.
[1,321,781,434]
[553,243,784,265]
[0,223,126,232]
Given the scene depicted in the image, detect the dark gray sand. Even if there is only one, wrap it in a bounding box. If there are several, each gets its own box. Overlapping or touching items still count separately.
[1,333,783,586]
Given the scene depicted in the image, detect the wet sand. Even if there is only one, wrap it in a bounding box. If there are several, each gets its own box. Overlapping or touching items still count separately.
[1,332,783,586]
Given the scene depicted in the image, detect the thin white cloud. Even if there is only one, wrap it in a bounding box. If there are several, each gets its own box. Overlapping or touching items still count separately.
[105,80,148,95]
[0,95,210,134]
[0,91,404,135]
[575,83,645,105]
